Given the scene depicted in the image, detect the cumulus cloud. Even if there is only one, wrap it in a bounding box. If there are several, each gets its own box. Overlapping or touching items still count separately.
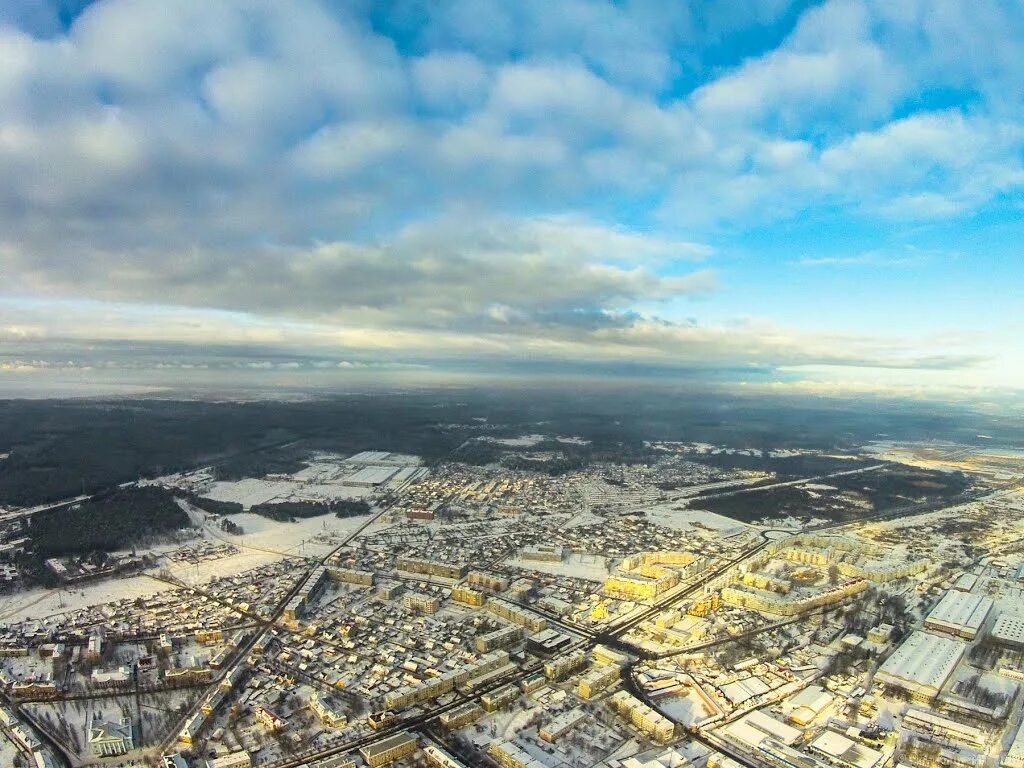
[5,216,714,332]
[0,0,1021,389]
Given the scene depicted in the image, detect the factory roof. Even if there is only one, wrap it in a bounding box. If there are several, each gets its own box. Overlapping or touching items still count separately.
[876,631,966,695]
[991,613,1024,645]
[925,591,993,633]
[810,730,884,768]
[345,466,399,486]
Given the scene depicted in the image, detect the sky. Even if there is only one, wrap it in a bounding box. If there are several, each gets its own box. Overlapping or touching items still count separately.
[0,0,1022,399]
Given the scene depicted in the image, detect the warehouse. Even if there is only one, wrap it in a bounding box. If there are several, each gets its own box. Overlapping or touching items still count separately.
[344,465,400,488]
[721,710,802,751]
[924,591,993,639]
[784,685,834,726]
[809,730,884,768]
[876,631,966,701]
[1003,720,1024,768]
[902,708,985,749]
[990,613,1024,649]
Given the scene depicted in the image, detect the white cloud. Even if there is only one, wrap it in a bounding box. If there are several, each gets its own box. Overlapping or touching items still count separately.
[0,0,1021,389]
[411,51,490,110]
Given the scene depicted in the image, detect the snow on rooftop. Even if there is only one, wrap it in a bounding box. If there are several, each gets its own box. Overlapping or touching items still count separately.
[344,465,399,486]
[876,631,966,695]
[810,730,884,768]
[925,590,993,634]
[1006,720,1024,768]
[991,613,1024,646]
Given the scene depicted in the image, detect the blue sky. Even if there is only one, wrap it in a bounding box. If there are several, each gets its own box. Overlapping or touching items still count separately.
[0,0,1022,398]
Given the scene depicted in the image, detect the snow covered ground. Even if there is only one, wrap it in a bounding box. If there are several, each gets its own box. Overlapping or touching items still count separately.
[0,732,24,765]
[203,478,301,508]
[172,452,418,510]
[507,552,610,582]
[202,476,372,509]
[170,509,378,584]
[645,502,750,534]
[0,510,380,623]
[0,574,168,623]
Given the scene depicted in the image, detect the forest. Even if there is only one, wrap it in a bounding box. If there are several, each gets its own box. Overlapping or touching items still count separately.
[0,387,1014,509]
[29,486,191,557]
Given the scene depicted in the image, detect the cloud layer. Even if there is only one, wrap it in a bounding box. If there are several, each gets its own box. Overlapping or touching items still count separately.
[1,0,1023,393]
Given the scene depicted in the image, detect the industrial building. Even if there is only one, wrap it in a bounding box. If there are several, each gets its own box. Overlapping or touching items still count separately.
[924,590,994,639]
[876,631,967,701]
[991,613,1024,649]
[344,466,400,488]
[903,708,986,749]
[808,730,884,768]
[784,685,834,726]
[1004,720,1024,768]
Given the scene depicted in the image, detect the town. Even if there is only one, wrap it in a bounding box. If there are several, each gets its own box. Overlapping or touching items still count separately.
[0,439,1021,768]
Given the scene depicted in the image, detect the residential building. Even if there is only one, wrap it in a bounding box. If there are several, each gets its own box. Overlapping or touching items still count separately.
[359,731,418,767]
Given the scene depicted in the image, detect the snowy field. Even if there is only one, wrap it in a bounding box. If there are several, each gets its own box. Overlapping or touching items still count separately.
[0,573,169,623]
[202,476,372,509]
[483,435,546,447]
[168,508,381,585]
[203,478,302,508]
[507,552,610,582]
[657,690,715,727]
[0,733,23,765]
[0,510,380,623]
[645,502,750,534]
[176,451,422,510]
[211,510,375,558]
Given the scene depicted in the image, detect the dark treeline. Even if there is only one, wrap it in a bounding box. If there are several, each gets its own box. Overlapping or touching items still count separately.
[248,499,370,522]
[695,465,973,523]
[0,388,1016,507]
[0,396,466,507]
[30,486,191,557]
[184,494,243,516]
